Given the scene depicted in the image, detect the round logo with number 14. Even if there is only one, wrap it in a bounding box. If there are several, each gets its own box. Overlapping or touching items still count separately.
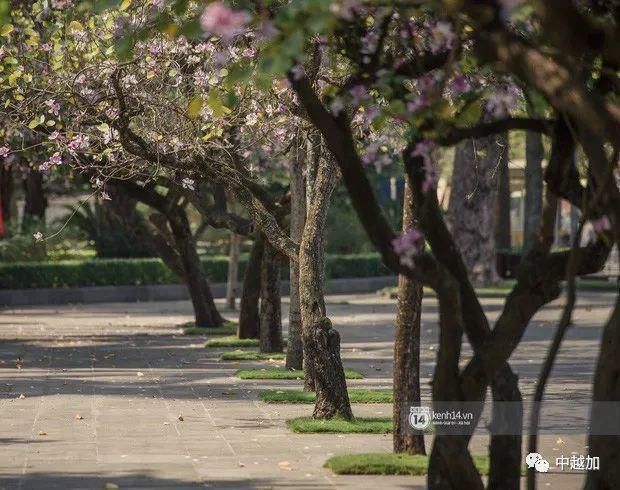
[409,406,431,430]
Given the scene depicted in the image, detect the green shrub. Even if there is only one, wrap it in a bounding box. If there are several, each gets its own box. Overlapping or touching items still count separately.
[0,254,393,289]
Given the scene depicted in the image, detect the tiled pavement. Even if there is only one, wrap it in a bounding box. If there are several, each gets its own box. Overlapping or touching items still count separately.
[0,291,615,489]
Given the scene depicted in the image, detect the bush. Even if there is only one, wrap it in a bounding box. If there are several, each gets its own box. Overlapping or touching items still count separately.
[0,253,393,289]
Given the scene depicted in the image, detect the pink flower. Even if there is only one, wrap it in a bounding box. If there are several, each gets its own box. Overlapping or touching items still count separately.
[39,152,62,171]
[485,85,519,119]
[0,146,10,158]
[200,2,250,42]
[349,85,369,106]
[430,21,455,54]
[242,48,256,58]
[45,99,60,117]
[67,134,90,151]
[100,191,111,201]
[392,228,424,268]
[448,75,471,96]
[412,140,439,193]
[591,215,612,234]
[33,232,43,241]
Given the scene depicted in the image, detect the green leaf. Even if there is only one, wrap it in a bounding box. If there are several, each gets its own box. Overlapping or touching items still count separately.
[0,23,13,36]
[187,97,203,118]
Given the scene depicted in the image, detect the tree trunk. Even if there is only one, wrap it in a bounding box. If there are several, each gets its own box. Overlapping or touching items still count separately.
[585,294,620,490]
[22,168,47,226]
[0,163,13,236]
[448,121,504,286]
[168,209,224,328]
[299,155,353,419]
[393,180,426,455]
[238,234,263,339]
[259,240,283,353]
[226,231,240,310]
[495,134,511,252]
[523,127,544,253]
[286,130,306,370]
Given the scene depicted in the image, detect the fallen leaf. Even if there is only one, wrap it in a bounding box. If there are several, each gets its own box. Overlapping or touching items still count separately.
[178,415,184,422]
[557,437,564,444]
[37,431,47,436]
[238,462,245,467]
[75,414,83,420]
[137,372,144,377]
[163,422,170,425]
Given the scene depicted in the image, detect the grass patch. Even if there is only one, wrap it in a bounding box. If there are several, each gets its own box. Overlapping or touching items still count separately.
[324,453,504,476]
[182,321,237,336]
[220,350,285,361]
[287,417,392,434]
[204,336,259,348]
[259,389,392,404]
[236,367,363,380]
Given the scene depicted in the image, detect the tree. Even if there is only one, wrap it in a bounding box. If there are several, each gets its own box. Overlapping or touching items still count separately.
[393,179,425,455]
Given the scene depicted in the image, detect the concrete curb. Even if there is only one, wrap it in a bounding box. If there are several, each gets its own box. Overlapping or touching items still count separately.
[0,276,398,307]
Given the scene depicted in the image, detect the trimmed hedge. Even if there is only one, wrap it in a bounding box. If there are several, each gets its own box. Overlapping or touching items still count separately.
[0,253,393,290]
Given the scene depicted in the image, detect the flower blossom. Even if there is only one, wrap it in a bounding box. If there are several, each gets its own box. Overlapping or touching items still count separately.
[0,146,10,158]
[349,85,369,106]
[591,215,612,234]
[430,21,455,54]
[33,232,43,241]
[412,140,439,192]
[485,85,519,119]
[200,2,250,42]
[39,152,62,171]
[182,178,195,191]
[392,228,424,269]
[45,99,60,117]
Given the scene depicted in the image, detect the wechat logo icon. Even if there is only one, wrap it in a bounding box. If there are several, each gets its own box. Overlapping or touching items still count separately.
[526,452,550,473]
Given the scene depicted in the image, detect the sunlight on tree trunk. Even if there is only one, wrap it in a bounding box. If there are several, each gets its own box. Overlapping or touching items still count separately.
[299,155,352,419]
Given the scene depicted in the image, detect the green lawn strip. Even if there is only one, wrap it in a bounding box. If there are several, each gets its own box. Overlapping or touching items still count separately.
[259,388,392,404]
[324,453,525,476]
[220,350,285,361]
[182,321,237,336]
[287,417,392,434]
[236,367,363,380]
[205,336,259,348]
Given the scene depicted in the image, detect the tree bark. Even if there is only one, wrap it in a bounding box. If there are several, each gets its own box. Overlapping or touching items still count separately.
[259,240,283,353]
[585,294,620,490]
[22,168,47,226]
[226,231,240,310]
[448,124,505,286]
[523,126,544,253]
[0,163,13,235]
[393,180,426,455]
[299,155,353,419]
[286,130,306,370]
[495,134,511,252]
[168,208,224,328]
[238,234,263,339]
